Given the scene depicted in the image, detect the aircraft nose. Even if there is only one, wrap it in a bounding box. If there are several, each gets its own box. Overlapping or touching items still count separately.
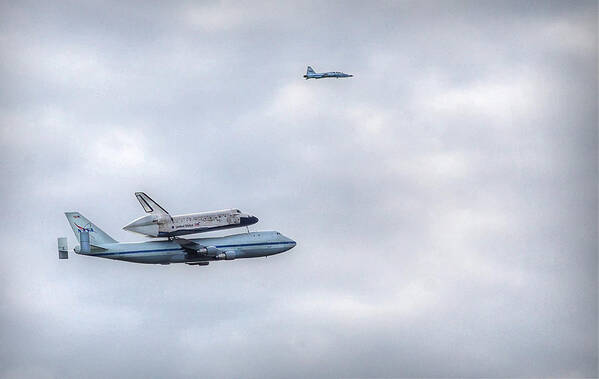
[285,236,297,248]
[274,232,296,253]
[241,215,259,225]
[288,240,297,252]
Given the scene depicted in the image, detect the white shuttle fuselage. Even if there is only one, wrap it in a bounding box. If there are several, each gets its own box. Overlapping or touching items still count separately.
[123,192,258,238]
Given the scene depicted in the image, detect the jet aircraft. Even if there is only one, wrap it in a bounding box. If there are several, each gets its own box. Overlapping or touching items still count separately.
[303,66,353,79]
[123,192,258,238]
[59,212,296,266]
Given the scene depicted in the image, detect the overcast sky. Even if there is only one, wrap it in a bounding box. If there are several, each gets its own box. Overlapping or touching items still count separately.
[0,1,597,378]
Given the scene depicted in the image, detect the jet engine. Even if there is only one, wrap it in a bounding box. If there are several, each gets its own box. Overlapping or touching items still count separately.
[204,246,220,257]
[215,251,237,260]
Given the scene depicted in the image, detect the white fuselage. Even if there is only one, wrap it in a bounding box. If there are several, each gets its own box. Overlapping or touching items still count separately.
[123,209,259,237]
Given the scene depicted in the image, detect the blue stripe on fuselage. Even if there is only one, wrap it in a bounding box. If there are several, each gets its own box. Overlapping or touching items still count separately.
[89,241,295,257]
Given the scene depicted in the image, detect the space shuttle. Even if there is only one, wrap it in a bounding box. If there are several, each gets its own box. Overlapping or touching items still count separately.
[123,192,258,238]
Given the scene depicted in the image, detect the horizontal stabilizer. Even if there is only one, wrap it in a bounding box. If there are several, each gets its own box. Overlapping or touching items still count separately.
[58,237,68,259]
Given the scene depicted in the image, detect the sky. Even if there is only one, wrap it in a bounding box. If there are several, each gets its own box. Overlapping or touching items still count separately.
[0,1,597,378]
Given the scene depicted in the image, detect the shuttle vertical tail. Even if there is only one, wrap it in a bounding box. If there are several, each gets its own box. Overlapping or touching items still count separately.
[64,212,117,244]
[135,192,170,217]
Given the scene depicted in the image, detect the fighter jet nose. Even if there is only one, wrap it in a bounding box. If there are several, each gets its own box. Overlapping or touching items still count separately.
[250,216,259,224]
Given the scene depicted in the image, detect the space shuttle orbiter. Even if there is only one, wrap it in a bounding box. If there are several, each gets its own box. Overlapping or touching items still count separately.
[122,192,258,238]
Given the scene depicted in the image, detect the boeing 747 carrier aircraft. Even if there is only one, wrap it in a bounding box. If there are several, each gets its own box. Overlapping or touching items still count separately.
[59,212,295,266]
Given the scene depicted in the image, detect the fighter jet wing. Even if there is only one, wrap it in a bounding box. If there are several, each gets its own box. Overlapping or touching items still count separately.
[173,238,207,254]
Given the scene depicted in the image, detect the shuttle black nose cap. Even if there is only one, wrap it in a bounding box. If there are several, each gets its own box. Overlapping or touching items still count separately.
[241,216,259,226]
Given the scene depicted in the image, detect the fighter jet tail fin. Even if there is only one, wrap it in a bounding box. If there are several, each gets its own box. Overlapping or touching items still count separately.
[64,212,118,244]
[135,192,170,217]
[307,66,316,75]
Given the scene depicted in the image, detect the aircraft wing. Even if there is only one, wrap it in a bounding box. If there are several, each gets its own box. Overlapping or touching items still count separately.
[173,238,207,254]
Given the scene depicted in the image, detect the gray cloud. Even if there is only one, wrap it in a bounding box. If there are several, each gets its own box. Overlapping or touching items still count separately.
[1,1,597,378]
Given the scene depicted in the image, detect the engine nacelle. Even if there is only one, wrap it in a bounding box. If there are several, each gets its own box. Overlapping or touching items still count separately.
[204,246,220,257]
[215,250,237,260]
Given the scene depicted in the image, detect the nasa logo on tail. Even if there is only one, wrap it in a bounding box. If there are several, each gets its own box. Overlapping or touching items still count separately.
[75,223,94,233]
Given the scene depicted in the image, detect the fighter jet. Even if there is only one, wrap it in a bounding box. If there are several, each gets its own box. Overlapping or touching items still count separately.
[122,192,258,238]
[58,212,295,266]
[303,66,353,79]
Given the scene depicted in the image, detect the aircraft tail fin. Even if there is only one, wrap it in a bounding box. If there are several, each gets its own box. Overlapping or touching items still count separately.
[135,192,170,217]
[64,212,118,244]
[307,66,316,75]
